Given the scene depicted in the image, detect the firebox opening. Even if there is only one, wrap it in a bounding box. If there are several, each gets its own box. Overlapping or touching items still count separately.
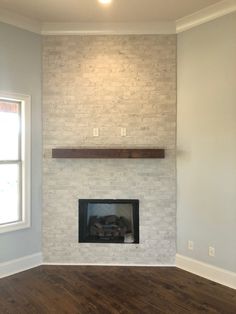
[79,199,139,244]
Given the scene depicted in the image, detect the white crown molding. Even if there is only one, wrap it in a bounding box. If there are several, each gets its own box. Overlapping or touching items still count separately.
[176,0,236,33]
[0,0,236,35]
[176,254,236,290]
[41,22,175,35]
[0,8,41,34]
[0,253,42,279]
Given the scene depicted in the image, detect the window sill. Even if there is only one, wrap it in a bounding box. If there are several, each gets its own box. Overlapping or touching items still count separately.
[0,220,31,234]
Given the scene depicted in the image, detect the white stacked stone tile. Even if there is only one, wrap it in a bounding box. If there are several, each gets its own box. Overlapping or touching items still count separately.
[43,35,177,265]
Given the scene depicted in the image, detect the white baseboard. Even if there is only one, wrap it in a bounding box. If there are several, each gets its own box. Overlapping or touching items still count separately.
[0,253,42,279]
[43,262,175,267]
[176,254,236,290]
[2,253,235,290]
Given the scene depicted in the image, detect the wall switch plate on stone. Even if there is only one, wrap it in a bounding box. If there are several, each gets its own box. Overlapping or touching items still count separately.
[93,128,99,137]
[121,127,127,137]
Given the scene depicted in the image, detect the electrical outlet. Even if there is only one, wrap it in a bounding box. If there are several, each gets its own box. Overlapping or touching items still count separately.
[209,246,215,257]
[93,128,99,137]
[121,127,127,137]
[188,240,194,251]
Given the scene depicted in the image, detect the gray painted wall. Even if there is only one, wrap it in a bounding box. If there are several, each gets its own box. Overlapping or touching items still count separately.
[0,22,42,262]
[177,13,236,272]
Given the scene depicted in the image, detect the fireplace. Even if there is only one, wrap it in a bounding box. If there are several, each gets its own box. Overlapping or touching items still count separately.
[79,199,139,244]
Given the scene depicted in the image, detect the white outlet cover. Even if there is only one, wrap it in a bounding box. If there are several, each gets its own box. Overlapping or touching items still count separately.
[188,240,194,250]
[93,128,99,137]
[209,246,215,257]
[121,127,127,137]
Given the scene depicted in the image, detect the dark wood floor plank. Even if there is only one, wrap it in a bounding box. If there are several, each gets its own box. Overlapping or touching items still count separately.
[0,266,235,314]
[47,268,124,314]
[79,267,187,313]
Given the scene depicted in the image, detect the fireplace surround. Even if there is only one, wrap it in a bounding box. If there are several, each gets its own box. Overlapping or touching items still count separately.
[43,35,176,265]
[79,199,139,244]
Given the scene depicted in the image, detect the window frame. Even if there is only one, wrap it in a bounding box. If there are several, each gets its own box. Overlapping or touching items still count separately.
[0,91,31,233]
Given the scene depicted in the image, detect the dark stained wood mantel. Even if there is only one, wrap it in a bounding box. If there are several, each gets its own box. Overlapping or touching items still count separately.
[52,148,165,159]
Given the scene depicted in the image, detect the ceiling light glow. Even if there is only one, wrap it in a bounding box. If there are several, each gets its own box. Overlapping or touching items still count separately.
[98,0,112,4]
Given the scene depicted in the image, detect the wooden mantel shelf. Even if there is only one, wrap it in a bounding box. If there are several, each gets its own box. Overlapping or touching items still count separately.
[52,148,165,159]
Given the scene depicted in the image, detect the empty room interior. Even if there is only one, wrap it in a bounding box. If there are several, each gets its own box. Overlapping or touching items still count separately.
[0,0,236,313]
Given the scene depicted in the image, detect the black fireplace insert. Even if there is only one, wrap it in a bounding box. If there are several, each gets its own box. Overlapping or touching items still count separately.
[79,199,139,244]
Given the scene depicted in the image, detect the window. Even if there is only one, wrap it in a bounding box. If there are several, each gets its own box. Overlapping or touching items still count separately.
[0,92,31,233]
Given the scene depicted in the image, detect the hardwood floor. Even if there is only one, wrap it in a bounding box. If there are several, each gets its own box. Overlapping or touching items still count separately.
[0,266,235,314]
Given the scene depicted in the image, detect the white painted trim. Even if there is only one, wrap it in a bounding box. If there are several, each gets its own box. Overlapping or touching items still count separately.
[176,0,236,33]
[0,91,31,234]
[43,262,175,267]
[1,1,236,35]
[2,254,235,291]
[176,254,236,290]
[0,253,42,279]
[0,8,41,34]
[41,22,175,35]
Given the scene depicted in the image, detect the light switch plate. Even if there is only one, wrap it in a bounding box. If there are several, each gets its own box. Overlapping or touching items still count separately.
[121,127,127,137]
[93,128,99,137]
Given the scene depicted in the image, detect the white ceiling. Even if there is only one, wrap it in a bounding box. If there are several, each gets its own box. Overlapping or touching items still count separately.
[0,0,222,23]
[0,0,235,34]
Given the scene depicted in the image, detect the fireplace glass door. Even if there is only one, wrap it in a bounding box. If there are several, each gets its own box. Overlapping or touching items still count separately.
[79,199,139,244]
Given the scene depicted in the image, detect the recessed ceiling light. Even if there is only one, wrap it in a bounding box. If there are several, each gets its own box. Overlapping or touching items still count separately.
[98,0,112,5]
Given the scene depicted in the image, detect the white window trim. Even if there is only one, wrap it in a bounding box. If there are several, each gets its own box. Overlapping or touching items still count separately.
[0,91,31,233]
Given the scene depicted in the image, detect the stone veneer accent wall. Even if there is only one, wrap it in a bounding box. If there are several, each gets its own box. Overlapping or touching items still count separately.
[43,35,176,264]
